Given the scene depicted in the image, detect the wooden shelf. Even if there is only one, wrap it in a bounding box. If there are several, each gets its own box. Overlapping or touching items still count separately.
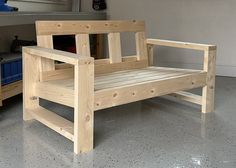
[0,80,22,106]
[0,12,106,27]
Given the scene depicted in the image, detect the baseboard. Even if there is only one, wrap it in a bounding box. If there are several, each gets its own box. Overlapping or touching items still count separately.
[157,62,236,77]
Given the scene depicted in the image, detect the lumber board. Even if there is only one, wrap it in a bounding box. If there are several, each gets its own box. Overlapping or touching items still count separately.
[76,34,91,57]
[55,63,73,69]
[36,20,145,35]
[1,80,22,100]
[95,59,148,74]
[202,49,216,113]
[35,81,74,107]
[94,59,111,65]
[94,56,139,65]
[74,61,94,153]
[23,46,94,65]
[136,32,148,60]
[37,35,55,70]
[95,66,201,79]
[146,39,216,51]
[147,66,201,72]
[54,56,138,69]
[95,71,198,90]
[28,107,74,141]
[95,69,171,83]
[147,44,154,66]
[168,91,202,105]
[42,57,145,81]
[108,33,122,63]
[40,68,74,82]
[23,52,40,120]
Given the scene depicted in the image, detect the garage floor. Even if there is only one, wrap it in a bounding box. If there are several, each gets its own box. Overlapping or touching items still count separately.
[0,76,236,168]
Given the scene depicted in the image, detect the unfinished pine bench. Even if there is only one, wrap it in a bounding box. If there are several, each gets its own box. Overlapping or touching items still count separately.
[23,20,216,154]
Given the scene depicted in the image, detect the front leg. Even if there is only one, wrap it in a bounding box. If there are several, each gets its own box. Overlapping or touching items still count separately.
[74,61,94,154]
[202,48,216,113]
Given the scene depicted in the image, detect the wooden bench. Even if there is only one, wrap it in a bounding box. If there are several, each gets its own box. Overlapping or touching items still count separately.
[23,20,216,154]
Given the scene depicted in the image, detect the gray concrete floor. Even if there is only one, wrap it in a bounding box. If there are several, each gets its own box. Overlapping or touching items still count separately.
[0,76,236,168]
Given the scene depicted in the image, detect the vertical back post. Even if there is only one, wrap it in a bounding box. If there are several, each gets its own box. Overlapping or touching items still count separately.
[76,34,91,57]
[147,44,154,66]
[37,35,55,80]
[108,33,122,63]
[136,32,148,60]
[202,47,216,113]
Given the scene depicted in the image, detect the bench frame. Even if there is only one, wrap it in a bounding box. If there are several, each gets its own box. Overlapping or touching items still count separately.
[23,20,216,154]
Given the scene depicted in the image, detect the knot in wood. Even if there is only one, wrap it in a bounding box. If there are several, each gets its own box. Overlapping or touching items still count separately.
[85,115,90,122]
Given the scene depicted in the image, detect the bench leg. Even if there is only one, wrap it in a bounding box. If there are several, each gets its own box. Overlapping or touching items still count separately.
[74,62,94,154]
[202,49,216,113]
[23,52,40,120]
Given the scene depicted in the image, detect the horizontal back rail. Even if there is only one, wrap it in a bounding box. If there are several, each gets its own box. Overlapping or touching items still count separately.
[40,59,148,82]
[36,20,145,35]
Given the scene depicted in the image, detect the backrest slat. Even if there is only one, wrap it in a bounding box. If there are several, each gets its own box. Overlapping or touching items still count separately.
[108,33,122,63]
[37,35,55,74]
[135,32,147,60]
[75,34,91,57]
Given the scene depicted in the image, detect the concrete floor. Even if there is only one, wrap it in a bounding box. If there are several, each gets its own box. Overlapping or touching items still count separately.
[0,76,236,168]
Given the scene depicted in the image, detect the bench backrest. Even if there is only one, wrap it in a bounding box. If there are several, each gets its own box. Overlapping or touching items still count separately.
[35,20,148,74]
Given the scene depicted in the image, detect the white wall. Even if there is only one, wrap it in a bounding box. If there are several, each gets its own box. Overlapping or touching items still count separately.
[81,0,236,77]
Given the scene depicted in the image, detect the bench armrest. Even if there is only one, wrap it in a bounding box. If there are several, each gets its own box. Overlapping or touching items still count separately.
[23,46,94,65]
[146,39,216,51]
[146,38,216,70]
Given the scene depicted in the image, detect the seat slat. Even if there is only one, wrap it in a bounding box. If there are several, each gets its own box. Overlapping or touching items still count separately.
[95,70,190,86]
[95,67,199,84]
[95,72,196,90]
[95,69,168,83]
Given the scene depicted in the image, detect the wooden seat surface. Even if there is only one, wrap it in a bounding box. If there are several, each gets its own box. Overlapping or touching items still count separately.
[40,66,203,91]
[35,66,206,111]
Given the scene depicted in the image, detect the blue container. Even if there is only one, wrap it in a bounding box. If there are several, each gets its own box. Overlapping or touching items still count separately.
[0,53,22,86]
